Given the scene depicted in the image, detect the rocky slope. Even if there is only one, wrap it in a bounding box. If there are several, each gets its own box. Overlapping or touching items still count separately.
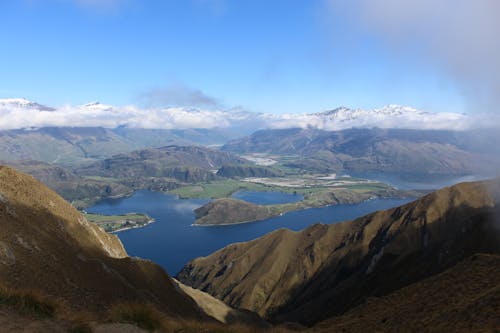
[178,178,500,325]
[0,165,207,321]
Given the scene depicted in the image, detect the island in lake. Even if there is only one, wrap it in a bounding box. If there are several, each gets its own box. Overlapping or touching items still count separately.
[84,212,154,233]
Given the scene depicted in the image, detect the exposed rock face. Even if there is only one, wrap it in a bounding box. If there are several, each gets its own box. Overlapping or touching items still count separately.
[0,166,205,320]
[193,198,273,226]
[178,179,500,325]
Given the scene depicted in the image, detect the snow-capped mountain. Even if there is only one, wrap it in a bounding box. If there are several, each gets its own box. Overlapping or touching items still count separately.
[315,105,425,118]
[0,98,55,111]
[262,104,472,131]
[0,98,492,131]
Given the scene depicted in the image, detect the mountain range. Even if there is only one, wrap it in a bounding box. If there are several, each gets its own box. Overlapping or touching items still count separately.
[1,98,499,176]
[222,127,500,178]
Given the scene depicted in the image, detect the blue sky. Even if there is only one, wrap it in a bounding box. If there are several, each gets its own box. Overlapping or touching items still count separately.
[0,1,473,114]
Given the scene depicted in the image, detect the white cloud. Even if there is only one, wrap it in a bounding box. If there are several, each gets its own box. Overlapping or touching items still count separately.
[0,99,497,132]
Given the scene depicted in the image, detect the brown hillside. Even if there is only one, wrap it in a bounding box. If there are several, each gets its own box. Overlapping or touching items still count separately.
[178,179,500,325]
[0,165,205,321]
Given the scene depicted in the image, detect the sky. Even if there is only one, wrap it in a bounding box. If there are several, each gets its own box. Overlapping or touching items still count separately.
[0,0,498,115]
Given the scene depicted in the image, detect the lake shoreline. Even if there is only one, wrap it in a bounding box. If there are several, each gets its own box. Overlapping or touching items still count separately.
[111,217,155,233]
[87,189,414,275]
[191,191,418,227]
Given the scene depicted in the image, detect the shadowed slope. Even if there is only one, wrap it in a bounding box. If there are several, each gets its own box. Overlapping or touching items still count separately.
[310,254,500,333]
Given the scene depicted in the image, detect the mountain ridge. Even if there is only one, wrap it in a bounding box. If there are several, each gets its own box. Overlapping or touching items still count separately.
[0,165,209,321]
[178,178,500,325]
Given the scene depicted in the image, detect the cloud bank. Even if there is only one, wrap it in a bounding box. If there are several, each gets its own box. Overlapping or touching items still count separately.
[0,98,497,132]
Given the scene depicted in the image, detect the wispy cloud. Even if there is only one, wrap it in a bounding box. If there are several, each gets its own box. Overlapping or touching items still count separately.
[138,83,221,109]
[326,0,500,114]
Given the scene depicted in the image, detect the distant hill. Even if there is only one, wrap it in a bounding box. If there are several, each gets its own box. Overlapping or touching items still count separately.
[2,146,249,208]
[222,128,499,177]
[2,160,132,208]
[77,145,247,183]
[0,127,247,165]
[178,178,500,325]
[216,164,283,178]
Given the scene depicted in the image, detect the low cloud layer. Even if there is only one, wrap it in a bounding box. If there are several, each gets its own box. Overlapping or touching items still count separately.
[0,99,497,132]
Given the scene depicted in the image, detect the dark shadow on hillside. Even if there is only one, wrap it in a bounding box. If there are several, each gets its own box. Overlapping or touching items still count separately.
[267,201,500,326]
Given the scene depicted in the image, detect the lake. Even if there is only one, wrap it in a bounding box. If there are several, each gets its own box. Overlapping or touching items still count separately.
[88,191,413,275]
[351,172,491,190]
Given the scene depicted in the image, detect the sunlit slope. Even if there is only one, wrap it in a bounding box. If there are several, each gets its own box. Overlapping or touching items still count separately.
[0,165,205,320]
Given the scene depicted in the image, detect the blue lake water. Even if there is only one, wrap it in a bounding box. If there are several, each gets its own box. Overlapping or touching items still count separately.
[88,191,413,275]
[231,190,303,205]
[352,173,491,190]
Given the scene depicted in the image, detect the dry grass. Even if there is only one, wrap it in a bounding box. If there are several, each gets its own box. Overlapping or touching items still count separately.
[0,284,58,319]
[0,286,295,332]
[110,302,166,331]
[109,301,295,333]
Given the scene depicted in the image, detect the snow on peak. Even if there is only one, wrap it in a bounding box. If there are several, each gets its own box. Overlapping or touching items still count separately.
[81,101,114,111]
[0,98,54,111]
[375,104,426,115]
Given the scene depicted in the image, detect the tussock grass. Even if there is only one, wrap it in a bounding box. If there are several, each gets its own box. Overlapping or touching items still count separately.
[110,302,165,331]
[0,284,57,319]
[0,285,293,332]
[109,302,295,333]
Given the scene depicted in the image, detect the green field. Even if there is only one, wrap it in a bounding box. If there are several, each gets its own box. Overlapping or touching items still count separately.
[169,179,287,199]
[85,213,153,233]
